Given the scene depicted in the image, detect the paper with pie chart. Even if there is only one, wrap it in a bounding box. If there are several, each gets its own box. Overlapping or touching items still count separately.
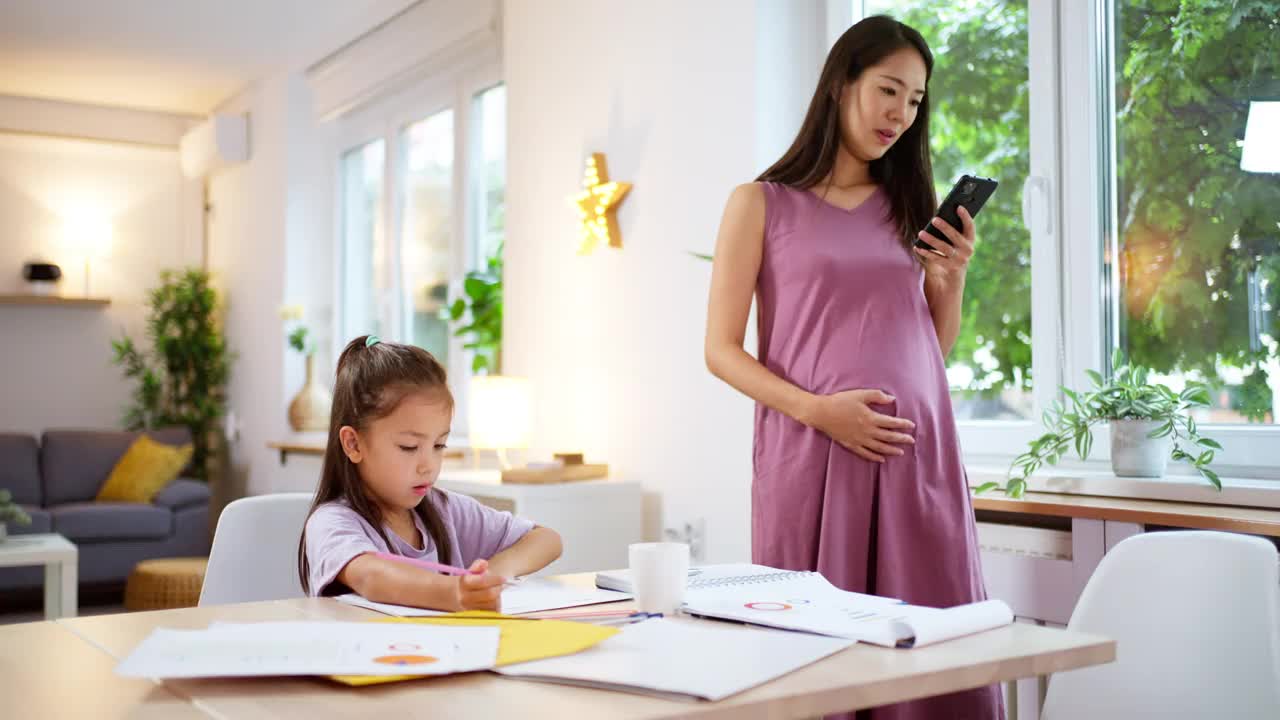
[683,571,1011,648]
[115,621,499,678]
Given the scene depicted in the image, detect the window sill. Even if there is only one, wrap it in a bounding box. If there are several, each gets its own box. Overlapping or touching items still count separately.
[966,464,1280,510]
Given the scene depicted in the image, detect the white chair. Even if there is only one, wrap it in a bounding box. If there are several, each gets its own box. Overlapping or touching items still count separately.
[199,492,315,606]
[1041,530,1280,719]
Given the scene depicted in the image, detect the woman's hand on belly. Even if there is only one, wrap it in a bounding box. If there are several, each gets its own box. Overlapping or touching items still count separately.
[807,389,916,463]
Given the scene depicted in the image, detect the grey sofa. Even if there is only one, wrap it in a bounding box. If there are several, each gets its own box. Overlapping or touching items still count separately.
[0,428,211,592]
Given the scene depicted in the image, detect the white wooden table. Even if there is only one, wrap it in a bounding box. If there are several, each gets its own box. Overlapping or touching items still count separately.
[0,533,77,619]
[35,576,1113,719]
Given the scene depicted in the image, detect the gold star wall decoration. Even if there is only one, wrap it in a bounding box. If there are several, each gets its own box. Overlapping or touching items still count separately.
[572,152,631,254]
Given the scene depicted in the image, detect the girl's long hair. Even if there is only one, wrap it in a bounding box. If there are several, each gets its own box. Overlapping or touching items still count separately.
[298,336,455,594]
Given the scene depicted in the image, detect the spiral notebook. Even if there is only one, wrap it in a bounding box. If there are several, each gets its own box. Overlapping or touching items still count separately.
[597,564,1012,648]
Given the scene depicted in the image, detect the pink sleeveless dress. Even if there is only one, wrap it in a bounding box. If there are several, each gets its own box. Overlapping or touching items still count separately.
[752,182,1003,720]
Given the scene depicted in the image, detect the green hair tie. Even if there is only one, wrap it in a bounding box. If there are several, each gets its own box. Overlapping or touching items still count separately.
[365,335,381,348]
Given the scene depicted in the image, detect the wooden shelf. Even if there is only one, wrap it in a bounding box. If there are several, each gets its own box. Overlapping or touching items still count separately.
[971,488,1280,538]
[0,294,111,307]
[268,440,465,466]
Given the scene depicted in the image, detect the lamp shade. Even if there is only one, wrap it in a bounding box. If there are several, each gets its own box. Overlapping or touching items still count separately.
[62,212,113,258]
[468,376,533,450]
[1241,101,1280,173]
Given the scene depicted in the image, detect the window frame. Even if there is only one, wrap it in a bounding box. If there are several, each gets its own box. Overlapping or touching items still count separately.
[333,60,503,442]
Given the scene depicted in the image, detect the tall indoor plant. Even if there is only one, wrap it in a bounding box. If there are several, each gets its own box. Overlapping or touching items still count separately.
[978,350,1222,498]
[112,268,232,482]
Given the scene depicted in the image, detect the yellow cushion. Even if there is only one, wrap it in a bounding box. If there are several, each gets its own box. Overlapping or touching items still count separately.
[96,435,194,503]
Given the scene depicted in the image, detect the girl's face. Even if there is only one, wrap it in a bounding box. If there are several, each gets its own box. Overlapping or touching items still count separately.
[839,46,928,164]
[339,390,453,515]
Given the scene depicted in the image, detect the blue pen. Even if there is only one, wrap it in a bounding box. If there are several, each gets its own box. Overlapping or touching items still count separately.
[591,612,663,627]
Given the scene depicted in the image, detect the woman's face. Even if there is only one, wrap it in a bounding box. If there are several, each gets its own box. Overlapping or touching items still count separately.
[839,46,928,163]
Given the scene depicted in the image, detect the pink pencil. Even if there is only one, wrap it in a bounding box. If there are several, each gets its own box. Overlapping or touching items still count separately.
[372,551,522,586]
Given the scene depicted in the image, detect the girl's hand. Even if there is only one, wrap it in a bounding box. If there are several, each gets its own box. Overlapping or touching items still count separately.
[811,389,915,463]
[914,206,976,284]
[454,559,505,611]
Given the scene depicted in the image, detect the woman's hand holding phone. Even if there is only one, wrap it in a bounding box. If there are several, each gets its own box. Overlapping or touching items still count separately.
[913,174,995,274]
[914,206,976,277]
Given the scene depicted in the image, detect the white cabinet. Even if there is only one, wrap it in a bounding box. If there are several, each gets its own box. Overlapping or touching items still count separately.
[977,518,1107,720]
[977,518,1104,626]
[435,470,642,576]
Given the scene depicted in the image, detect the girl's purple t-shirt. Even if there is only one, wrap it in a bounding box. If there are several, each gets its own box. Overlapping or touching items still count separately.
[304,488,535,596]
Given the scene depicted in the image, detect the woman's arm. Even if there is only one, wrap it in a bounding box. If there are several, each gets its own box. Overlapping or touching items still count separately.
[337,554,505,611]
[705,183,823,425]
[923,275,965,358]
[485,526,563,579]
[915,207,977,358]
[705,184,916,463]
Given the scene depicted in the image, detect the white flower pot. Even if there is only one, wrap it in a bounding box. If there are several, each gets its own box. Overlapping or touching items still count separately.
[1110,419,1171,477]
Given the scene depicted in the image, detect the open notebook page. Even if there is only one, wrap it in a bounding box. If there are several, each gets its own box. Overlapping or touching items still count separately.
[338,576,631,617]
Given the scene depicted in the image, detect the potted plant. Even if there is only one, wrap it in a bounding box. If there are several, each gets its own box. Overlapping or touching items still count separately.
[444,243,503,374]
[0,489,32,542]
[978,350,1223,498]
[112,268,233,482]
[280,304,331,432]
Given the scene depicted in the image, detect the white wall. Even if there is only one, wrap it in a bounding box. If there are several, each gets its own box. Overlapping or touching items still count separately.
[0,100,201,437]
[503,0,824,562]
[207,72,334,499]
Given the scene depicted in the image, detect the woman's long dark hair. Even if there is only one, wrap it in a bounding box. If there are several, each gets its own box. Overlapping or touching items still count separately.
[757,15,935,250]
[298,336,456,595]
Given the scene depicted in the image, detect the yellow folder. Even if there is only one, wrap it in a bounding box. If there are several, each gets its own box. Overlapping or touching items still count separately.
[330,611,619,686]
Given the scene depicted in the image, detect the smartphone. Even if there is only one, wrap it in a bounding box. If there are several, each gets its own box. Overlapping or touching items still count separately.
[914,174,998,254]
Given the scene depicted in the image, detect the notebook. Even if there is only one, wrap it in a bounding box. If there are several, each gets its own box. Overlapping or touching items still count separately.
[496,617,854,701]
[675,567,1013,648]
[338,576,631,617]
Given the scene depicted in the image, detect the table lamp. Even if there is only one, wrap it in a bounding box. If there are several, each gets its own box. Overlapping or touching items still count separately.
[468,375,533,470]
[62,213,113,297]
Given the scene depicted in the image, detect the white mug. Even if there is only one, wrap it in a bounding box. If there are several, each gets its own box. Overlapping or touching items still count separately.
[628,542,690,614]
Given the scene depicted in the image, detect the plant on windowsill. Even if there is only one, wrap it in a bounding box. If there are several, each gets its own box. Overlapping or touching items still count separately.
[280,304,331,433]
[0,489,33,542]
[976,350,1223,499]
[444,243,503,374]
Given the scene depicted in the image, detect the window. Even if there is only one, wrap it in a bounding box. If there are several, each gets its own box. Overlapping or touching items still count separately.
[847,0,1280,480]
[470,85,506,268]
[399,109,455,364]
[336,68,505,437]
[862,1,1036,421]
[1105,1,1280,427]
[339,139,386,343]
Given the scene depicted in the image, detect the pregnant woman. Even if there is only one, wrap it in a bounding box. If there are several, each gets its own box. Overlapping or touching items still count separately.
[703,15,1002,720]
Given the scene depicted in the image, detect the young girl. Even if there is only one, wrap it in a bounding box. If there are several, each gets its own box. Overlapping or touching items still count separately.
[704,15,1001,720]
[298,335,562,611]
